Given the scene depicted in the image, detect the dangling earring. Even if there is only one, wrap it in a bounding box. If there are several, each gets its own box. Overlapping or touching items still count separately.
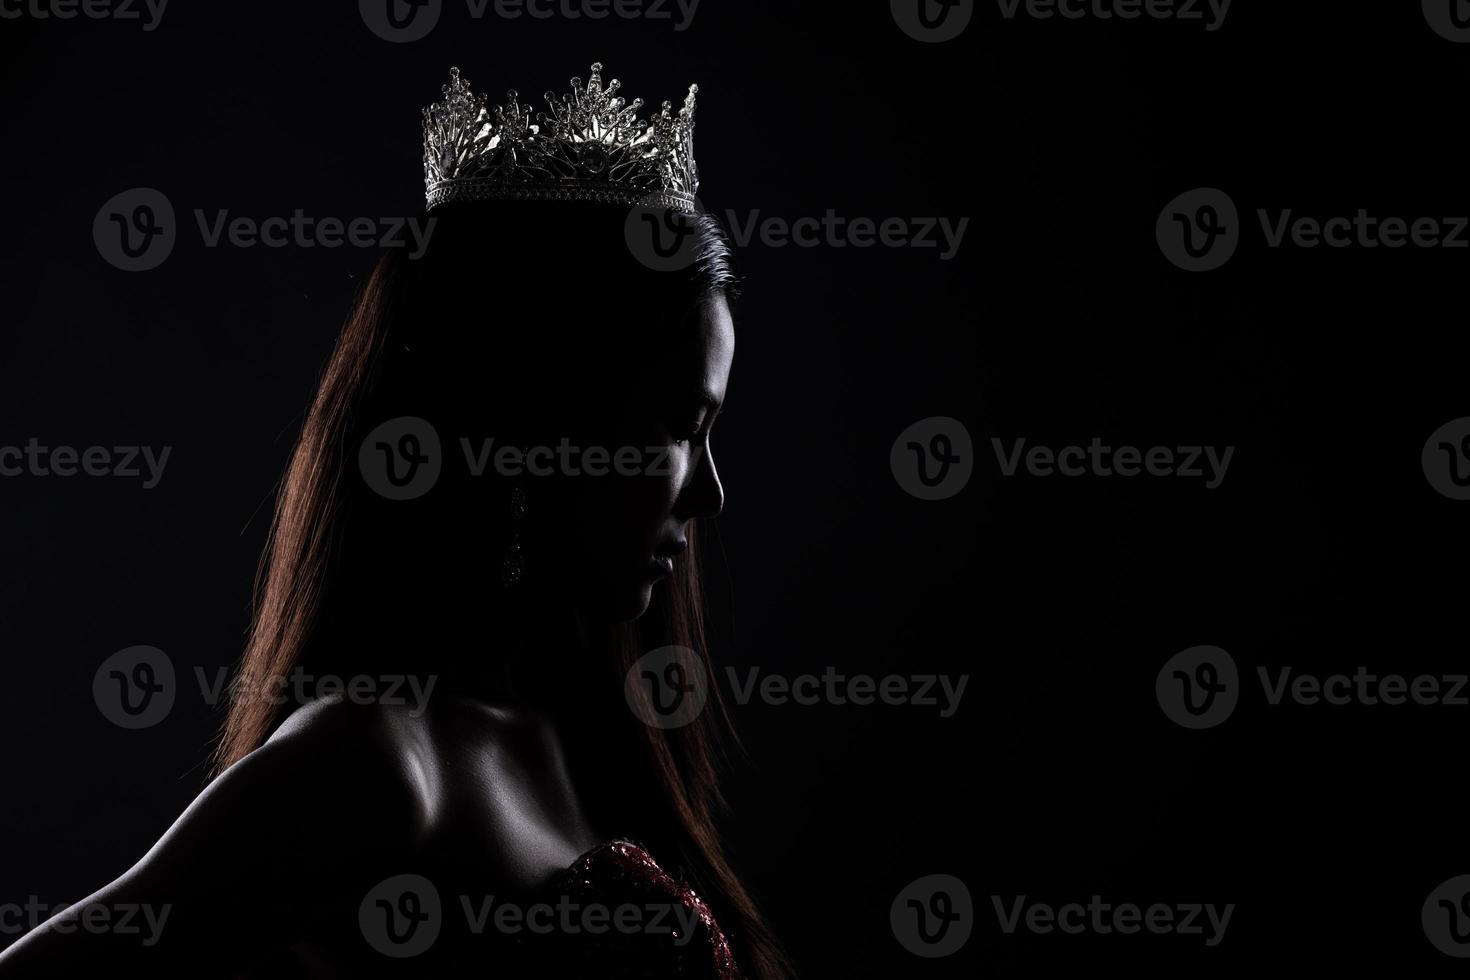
[501,483,527,588]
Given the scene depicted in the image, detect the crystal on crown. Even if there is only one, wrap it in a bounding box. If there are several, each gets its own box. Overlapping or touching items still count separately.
[422,62,700,212]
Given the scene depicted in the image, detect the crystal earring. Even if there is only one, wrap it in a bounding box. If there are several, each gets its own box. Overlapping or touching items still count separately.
[501,483,527,588]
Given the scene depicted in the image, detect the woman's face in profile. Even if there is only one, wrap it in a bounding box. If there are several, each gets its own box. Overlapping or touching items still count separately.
[531,291,734,621]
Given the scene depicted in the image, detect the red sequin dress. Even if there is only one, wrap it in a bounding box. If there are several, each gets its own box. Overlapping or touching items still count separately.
[541,838,745,979]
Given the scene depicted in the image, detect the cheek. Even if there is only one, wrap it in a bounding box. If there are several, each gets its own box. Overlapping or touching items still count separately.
[567,458,680,556]
[597,457,682,527]
[591,421,690,523]
[645,443,698,516]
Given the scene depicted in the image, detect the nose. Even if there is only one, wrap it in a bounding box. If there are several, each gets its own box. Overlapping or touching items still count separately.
[675,443,724,520]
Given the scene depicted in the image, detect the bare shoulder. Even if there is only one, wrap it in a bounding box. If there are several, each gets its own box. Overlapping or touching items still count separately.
[104,697,442,891]
[265,694,439,781]
[0,698,441,975]
[251,695,442,838]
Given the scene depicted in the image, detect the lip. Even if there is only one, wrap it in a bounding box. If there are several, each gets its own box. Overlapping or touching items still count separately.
[650,539,686,577]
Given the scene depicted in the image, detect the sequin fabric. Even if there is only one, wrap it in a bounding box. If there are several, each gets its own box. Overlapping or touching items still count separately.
[553,838,744,980]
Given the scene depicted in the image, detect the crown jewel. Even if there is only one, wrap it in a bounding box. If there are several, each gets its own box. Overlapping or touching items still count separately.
[422,63,700,212]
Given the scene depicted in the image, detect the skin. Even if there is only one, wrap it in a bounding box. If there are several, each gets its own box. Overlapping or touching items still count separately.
[0,295,734,976]
[537,292,733,622]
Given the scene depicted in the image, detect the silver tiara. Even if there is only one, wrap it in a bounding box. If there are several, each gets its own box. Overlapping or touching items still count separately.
[422,62,699,212]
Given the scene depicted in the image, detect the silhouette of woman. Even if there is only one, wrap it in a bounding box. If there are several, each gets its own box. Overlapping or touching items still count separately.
[0,63,790,979]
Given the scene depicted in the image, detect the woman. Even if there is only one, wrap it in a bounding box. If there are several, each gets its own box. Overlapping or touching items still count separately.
[0,63,790,978]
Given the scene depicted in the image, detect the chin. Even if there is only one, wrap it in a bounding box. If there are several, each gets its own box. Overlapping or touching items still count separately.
[583,581,656,624]
[619,583,657,623]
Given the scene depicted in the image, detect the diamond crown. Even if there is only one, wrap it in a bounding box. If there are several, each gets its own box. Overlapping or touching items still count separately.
[422,62,699,212]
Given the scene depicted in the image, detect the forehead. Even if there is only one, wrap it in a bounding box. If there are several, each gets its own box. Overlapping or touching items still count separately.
[666,292,734,398]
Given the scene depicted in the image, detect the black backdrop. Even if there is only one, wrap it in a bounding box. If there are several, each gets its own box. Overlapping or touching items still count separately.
[2,1,1468,975]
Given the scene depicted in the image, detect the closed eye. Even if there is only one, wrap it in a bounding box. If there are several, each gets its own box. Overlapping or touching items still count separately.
[667,392,722,445]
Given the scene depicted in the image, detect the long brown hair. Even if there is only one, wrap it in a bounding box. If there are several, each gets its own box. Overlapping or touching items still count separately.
[213,202,791,979]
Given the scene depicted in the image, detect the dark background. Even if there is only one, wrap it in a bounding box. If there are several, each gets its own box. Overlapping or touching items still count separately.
[2,1,1467,975]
